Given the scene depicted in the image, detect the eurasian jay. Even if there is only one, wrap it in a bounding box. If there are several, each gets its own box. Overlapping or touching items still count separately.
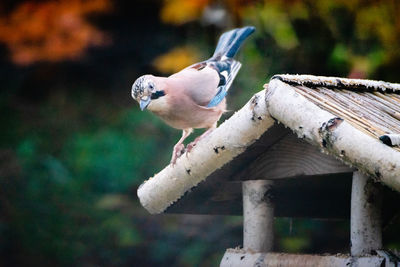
[131,26,255,164]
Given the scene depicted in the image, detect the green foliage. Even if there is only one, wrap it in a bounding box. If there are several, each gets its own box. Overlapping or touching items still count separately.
[281,237,310,253]
[179,242,208,266]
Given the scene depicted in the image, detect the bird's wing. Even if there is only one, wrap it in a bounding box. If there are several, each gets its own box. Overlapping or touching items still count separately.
[170,58,241,108]
[169,65,221,107]
[206,59,241,107]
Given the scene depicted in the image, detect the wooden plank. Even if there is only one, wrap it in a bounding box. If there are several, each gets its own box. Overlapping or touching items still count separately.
[200,123,291,186]
[220,250,387,267]
[233,133,354,181]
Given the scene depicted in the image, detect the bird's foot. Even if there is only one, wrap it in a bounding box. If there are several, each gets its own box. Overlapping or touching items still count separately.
[186,140,198,154]
[186,128,215,155]
[171,143,186,165]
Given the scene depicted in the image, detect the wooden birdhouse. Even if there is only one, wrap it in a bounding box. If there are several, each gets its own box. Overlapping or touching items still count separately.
[137,75,400,266]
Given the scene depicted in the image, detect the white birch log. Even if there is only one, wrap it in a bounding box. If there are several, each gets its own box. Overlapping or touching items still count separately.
[273,74,400,93]
[266,79,400,192]
[137,90,275,214]
[351,171,382,256]
[220,249,385,267]
[243,180,274,252]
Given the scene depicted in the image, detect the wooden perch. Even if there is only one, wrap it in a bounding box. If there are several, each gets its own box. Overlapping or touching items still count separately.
[137,90,275,214]
[266,78,400,192]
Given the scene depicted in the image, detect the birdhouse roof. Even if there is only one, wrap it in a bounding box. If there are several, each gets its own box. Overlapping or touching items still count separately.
[137,75,400,216]
[271,74,400,152]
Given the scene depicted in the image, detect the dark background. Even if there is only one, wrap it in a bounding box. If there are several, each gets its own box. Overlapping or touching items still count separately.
[0,0,399,266]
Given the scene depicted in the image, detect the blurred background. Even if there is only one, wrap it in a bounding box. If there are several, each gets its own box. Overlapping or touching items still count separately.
[1,0,400,266]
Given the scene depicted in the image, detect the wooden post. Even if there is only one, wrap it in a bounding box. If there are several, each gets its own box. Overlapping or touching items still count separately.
[351,171,382,256]
[242,180,274,252]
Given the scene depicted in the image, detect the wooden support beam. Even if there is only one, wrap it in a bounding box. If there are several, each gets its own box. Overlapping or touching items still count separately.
[220,249,387,267]
[351,171,383,256]
[242,180,274,252]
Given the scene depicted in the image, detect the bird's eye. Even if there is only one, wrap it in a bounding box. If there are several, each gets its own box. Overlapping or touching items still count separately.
[149,84,154,89]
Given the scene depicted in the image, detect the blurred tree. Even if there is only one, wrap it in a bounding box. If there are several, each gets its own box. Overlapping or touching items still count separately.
[152,45,201,74]
[0,0,111,65]
[160,0,210,25]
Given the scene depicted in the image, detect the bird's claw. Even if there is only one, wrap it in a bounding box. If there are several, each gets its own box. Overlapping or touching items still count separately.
[186,141,197,155]
[171,143,186,165]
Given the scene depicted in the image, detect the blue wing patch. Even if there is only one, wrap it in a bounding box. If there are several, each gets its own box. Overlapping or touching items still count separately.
[206,60,241,107]
[207,87,228,108]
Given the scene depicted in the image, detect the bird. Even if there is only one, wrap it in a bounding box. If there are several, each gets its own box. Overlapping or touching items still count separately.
[131,26,255,165]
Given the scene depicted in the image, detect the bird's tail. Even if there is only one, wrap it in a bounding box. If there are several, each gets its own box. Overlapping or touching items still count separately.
[213,26,255,58]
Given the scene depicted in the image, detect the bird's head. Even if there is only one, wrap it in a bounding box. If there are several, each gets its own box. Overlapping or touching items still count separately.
[131,75,165,111]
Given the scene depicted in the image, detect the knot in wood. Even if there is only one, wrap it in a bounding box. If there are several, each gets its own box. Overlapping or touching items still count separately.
[319,117,343,148]
[323,117,344,132]
[248,186,274,205]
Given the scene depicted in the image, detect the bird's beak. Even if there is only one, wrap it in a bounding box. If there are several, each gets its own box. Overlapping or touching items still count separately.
[140,97,151,111]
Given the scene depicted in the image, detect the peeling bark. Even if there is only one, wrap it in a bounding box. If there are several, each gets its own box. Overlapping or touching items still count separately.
[272,74,400,93]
